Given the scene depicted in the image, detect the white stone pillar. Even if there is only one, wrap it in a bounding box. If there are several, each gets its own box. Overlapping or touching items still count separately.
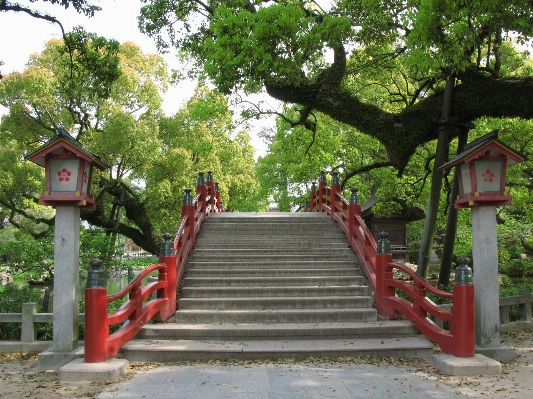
[471,206,500,348]
[52,206,80,352]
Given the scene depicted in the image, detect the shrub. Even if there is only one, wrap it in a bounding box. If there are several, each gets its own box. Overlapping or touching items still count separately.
[0,284,51,340]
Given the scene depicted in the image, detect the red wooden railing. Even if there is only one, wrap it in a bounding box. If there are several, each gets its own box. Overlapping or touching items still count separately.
[308,171,475,357]
[84,171,223,363]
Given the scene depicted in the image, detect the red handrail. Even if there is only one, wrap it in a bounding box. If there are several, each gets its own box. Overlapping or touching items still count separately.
[308,176,474,357]
[85,171,223,363]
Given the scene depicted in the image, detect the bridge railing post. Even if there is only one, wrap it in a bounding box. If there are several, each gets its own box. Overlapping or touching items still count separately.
[182,188,195,246]
[84,259,108,363]
[348,188,361,249]
[330,171,340,221]
[375,232,396,319]
[154,233,177,321]
[452,257,475,357]
[318,171,327,212]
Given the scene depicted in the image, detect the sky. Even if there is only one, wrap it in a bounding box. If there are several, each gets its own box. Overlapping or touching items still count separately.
[0,0,270,156]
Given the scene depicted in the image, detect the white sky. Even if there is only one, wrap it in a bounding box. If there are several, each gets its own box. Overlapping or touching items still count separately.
[0,0,270,156]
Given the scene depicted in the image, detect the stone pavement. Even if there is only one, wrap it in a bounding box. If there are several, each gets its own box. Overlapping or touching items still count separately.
[96,362,459,399]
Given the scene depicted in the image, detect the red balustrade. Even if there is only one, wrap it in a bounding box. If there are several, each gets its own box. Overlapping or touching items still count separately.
[308,174,475,357]
[85,171,223,363]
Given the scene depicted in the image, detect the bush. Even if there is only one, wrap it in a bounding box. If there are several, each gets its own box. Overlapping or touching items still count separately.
[0,284,52,340]
[501,259,533,277]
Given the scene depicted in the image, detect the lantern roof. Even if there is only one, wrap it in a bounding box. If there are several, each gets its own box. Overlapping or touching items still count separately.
[24,127,108,170]
[440,130,525,171]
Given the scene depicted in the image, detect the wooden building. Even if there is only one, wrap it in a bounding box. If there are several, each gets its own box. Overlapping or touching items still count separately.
[361,193,425,262]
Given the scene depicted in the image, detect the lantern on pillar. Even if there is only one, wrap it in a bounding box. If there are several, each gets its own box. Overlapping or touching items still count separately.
[440,131,525,208]
[24,127,108,209]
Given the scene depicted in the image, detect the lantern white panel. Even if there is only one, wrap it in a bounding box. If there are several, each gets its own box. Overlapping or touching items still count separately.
[474,159,503,193]
[459,163,472,194]
[82,161,92,194]
[50,158,80,192]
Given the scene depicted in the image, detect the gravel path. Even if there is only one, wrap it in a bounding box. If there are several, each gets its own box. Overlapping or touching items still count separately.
[0,330,531,398]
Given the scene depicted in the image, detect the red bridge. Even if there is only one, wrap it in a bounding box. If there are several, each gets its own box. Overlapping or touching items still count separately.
[84,171,474,363]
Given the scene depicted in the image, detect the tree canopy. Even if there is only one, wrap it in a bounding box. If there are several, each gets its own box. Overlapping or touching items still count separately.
[0,34,264,254]
[139,0,533,172]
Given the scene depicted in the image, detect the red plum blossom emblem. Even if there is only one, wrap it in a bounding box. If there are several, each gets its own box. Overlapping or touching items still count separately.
[482,169,494,183]
[58,168,71,182]
[83,170,88,184]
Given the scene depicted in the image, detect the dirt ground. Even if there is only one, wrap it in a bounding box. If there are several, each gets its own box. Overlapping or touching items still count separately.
[0,329,532,398]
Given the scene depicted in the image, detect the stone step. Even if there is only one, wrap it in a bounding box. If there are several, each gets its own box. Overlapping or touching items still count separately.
[178,296,373,310]
[207,215,333,222]
[198,227,342,234]
[182,276,366,287]
[186,268,359,278]
[191,248,356,256]
[188,254,359,262]
[121,337,434,362]
[172,308,377,324]
[137,321,420,340]
[186,261,360,270]
[193,240,348,248]
[181,286,369,298]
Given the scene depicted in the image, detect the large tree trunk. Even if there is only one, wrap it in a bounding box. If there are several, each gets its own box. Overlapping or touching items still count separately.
[438,128,469,288]
[416,75,455,278]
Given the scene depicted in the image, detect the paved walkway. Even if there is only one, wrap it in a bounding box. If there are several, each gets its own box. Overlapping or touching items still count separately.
[96,363,459,399]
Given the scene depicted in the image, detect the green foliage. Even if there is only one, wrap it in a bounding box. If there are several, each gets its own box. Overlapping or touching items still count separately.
[1,35,265,253]
[0,285,48,341]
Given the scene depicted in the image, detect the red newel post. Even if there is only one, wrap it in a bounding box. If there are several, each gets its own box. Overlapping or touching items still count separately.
[310,182,317,212]
[206,171,215,213]
[318,171,327,212]
[154,233,177,321]
[348,188,360,250]
[452,257,475,357]
[375,232,396,319]
[330,171,340,221]
[182,188,195,246]
[84,259,109,363]
[196,172,207,221]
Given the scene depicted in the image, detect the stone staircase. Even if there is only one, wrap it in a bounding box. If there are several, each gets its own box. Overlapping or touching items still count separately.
[121,212,433,362]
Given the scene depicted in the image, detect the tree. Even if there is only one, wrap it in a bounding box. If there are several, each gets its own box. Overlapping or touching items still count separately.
[0,36,263,254]
[139,1,533,170]
[0,0,101,38]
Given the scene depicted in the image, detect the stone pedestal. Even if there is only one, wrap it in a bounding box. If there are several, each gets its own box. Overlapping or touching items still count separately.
[39,206,81,370]
[471,206,514,362]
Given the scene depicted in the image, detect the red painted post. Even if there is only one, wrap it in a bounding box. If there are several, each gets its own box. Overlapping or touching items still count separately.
[348,188,360,250]
[452,257,475,357]
[318,171,327,212]
[196,172,207,221]
[330,171,340,221]
[84,259,109,363]
[206,171,215,213]
[182,188,195,246]
[375,233,395,319]
[310,182,317,212]
[154,233,177,321]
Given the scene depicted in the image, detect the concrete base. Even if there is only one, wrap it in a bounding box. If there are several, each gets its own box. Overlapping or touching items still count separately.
[58,358,129,382]
[431,354,502,376]
[38,346,84,371]
[0,341,52,354]
[475,344,515,362]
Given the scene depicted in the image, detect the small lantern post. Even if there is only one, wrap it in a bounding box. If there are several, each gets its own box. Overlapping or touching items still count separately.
[24,127,108,369]
[441,131,524,361]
